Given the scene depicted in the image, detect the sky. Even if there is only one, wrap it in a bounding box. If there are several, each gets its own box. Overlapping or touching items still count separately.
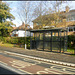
[3,1,75,28]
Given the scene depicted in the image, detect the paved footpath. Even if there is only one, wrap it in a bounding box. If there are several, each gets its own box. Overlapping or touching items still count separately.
[0,52,75,74]
[0,46,75,64]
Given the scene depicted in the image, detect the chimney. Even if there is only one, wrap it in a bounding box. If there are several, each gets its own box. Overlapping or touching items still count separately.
[65,6,69,13]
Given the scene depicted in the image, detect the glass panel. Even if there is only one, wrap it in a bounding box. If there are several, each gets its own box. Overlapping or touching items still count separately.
[52,32,59,41]
[36,33,40,40]
[32,40,36,49]
[60,32,64,41]
[61,31,64,37]
[52,32,55,36]
[40,33,43,40]
[44,42,50,51]
[32,33,35,40]
[36,41,43,50]
[35,33,40,40]
[52,42,60,52]
[45,32,51,41]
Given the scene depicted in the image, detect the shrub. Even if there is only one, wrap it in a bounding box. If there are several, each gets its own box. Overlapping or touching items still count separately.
[68,35,75,49]
[6,37,11,43]
[11,37,18,44]
[3,37,7,43]
[0,36,31,48]
[0,37,3,42]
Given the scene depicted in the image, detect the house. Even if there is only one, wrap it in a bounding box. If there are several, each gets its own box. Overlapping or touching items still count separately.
[11,22,33,37]
[32,6,75,35]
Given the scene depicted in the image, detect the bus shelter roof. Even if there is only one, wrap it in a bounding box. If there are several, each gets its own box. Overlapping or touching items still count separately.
[30,28,67,33]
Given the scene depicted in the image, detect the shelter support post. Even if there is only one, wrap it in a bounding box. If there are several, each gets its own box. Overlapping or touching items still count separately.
[30,32,32,49]
[51,31,52,52]
[60,31,61,53]
[43,32,45,51]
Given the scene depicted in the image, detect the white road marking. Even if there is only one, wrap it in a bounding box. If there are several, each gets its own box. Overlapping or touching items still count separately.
[18,69,32,74]
[50,67,75,74]
[24,58,42,65]
[1,51,75,74]
[37,71,49,74]
[9,60,34,69]
[63,68,66,71]
[44,68,61,74]
[0,62,25,74]
[50,66,55,69]
[0,61,7,65]
[3,51,75,68]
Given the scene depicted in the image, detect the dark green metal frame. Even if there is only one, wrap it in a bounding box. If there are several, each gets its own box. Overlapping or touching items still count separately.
[30,28,68,53]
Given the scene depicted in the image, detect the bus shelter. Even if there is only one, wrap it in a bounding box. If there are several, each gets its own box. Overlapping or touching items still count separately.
[30,28,67,53]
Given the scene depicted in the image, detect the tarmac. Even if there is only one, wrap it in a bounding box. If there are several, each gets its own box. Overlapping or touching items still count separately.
[0,46,75,67]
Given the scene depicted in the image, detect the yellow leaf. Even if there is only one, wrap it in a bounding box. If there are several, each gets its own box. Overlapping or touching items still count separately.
[43,24,45,26]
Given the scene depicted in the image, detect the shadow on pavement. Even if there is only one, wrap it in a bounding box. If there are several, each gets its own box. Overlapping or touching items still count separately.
[0,67,18,74]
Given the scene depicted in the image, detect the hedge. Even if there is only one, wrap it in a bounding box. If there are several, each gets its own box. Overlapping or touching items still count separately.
[0,35,75,49]
[0,36,31,49]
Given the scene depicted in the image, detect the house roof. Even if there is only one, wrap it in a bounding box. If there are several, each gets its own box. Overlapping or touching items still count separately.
[32,9,75,23]
[56,21,75,28]
[32,7,75,30]
[13,27,17,30]
[13,22,32,31]
[68,25,75,27]
[69,9,75,12]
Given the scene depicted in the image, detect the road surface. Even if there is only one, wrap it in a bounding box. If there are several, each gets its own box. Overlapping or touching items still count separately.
[0,51,75,74]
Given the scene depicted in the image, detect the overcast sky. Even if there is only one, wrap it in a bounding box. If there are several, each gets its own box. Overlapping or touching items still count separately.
[3,1,75,28]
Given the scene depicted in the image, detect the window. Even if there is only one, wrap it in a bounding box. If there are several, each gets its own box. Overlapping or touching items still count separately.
[74,16,75,21]
[69,28,73,32]
[69,27,73,32]
[36,23,39,25]
[70,17,74,21]
[68,27,75,32]
[36,22,41,25]
[59,20,62,22]
[67,16,75,22]
[27,26,30,29]
[66,18,69,22]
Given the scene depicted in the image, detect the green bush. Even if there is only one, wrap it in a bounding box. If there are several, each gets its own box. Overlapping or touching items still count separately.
[1,35,75,50]
[68,35,75,49]
[17,37,24,45]
[0,36,3,42]
[0,37,7,43]
[10,37,18,44]
[0,36,30,48]
[26,37,30,49]
[3,37,7,43]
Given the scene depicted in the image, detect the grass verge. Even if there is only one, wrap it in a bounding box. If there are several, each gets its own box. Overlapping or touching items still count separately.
[0,42,14,48]
[67,48,74,53]
[0,42,24,49]
[67,48,75,55]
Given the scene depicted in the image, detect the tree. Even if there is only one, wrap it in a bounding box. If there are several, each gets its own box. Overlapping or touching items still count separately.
[0,2,15,37]
[33,1,68,29]
[32,1,48,29]
[16,1,34,49]
[49,1,67,27]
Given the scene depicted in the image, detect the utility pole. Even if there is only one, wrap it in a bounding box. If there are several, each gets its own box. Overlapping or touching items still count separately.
[25,22,26,49]
[24,2,28,49]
